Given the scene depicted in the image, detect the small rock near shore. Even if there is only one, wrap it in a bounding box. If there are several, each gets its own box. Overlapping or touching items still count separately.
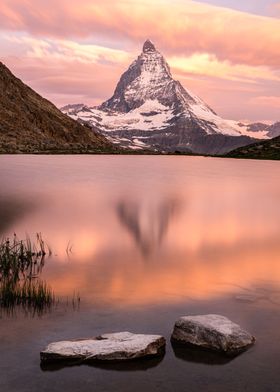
[171,314,255,354]
[40,332,166,363]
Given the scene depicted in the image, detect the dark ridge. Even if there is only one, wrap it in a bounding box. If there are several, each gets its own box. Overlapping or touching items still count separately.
[226,135,280,160]
[0,62,119,154]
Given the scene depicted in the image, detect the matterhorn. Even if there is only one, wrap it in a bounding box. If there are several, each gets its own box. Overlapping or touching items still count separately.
[62,40,269,154]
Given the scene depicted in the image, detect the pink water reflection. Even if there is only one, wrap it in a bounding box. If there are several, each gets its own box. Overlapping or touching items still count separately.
[1,155,280,306]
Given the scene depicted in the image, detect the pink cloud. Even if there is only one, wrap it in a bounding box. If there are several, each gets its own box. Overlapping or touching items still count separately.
[250,95,280,108]
[0,0,280,67]
[2,54,127,107]
[1,1,280,122]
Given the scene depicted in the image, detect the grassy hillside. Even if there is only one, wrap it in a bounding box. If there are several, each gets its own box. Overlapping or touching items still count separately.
[0,62,118,154]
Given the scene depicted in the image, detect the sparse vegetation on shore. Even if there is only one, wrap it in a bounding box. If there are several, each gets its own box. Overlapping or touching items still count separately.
[0,234,55,312]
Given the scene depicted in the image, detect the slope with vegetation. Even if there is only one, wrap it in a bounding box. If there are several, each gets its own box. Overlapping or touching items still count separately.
[226,136,280,160]
[0,62,118,154]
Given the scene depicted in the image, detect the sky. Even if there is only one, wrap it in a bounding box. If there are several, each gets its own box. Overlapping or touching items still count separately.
[0,0,280,122]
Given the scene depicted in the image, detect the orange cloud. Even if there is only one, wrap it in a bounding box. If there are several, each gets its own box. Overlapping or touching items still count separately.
[1,1,280,121]
[169,53,280,83]
[0,0,280,67]
[7,35,131,64]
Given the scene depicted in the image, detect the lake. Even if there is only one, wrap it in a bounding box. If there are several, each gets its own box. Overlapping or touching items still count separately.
[1,155,280,391]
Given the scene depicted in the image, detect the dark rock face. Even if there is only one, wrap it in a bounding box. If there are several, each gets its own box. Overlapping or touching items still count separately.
[246,122,280,139]
[267,122,280,138]
[62,40,260,155]
[247,122,269,133]
[143,39,157,53]
[0,62,117,154]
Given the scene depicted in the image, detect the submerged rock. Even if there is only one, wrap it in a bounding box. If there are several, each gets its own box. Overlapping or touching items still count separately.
[40,332,166,363]
[171,314,255,355]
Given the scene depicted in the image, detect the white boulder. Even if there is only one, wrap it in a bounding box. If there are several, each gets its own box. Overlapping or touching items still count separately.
[40,332,166,363]
[171,314,255,354]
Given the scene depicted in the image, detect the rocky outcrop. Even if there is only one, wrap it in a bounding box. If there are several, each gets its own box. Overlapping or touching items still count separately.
[40,332,166,363]
[171,314,255,354]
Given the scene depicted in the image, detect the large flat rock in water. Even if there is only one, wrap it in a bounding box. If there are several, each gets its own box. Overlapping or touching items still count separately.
[40,332,166,363]
[171,314,255,354]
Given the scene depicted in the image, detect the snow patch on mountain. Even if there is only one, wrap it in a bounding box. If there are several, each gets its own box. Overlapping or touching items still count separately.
[189,104,268,139]
[68,100,174,132]
[66,101,268,141]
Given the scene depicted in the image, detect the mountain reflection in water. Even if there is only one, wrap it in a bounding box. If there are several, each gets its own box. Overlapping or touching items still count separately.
[0,155,280,308]
[116,198,182,256]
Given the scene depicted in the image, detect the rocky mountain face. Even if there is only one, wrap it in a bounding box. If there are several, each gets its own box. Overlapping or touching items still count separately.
[226,135,280,160]
[0,62,118,154]
[247,123,270,133]
[266,122,280,138]
[62,40,270,155]
[247,122,280,138]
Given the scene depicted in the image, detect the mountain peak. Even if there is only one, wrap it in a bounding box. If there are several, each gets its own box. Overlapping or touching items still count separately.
[143,39,156,53]
[62,40,263,154]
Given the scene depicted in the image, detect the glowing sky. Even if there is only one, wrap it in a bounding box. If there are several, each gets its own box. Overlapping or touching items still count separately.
[0,0,280,122]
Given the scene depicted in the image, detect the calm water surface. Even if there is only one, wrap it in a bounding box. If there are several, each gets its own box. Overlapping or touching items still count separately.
[1,155,280,391]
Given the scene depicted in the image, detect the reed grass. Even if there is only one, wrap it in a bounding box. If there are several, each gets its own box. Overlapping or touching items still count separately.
[0,234,55,311]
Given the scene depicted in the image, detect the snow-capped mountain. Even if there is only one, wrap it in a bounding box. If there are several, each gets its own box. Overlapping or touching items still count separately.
[62,40,270,154]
